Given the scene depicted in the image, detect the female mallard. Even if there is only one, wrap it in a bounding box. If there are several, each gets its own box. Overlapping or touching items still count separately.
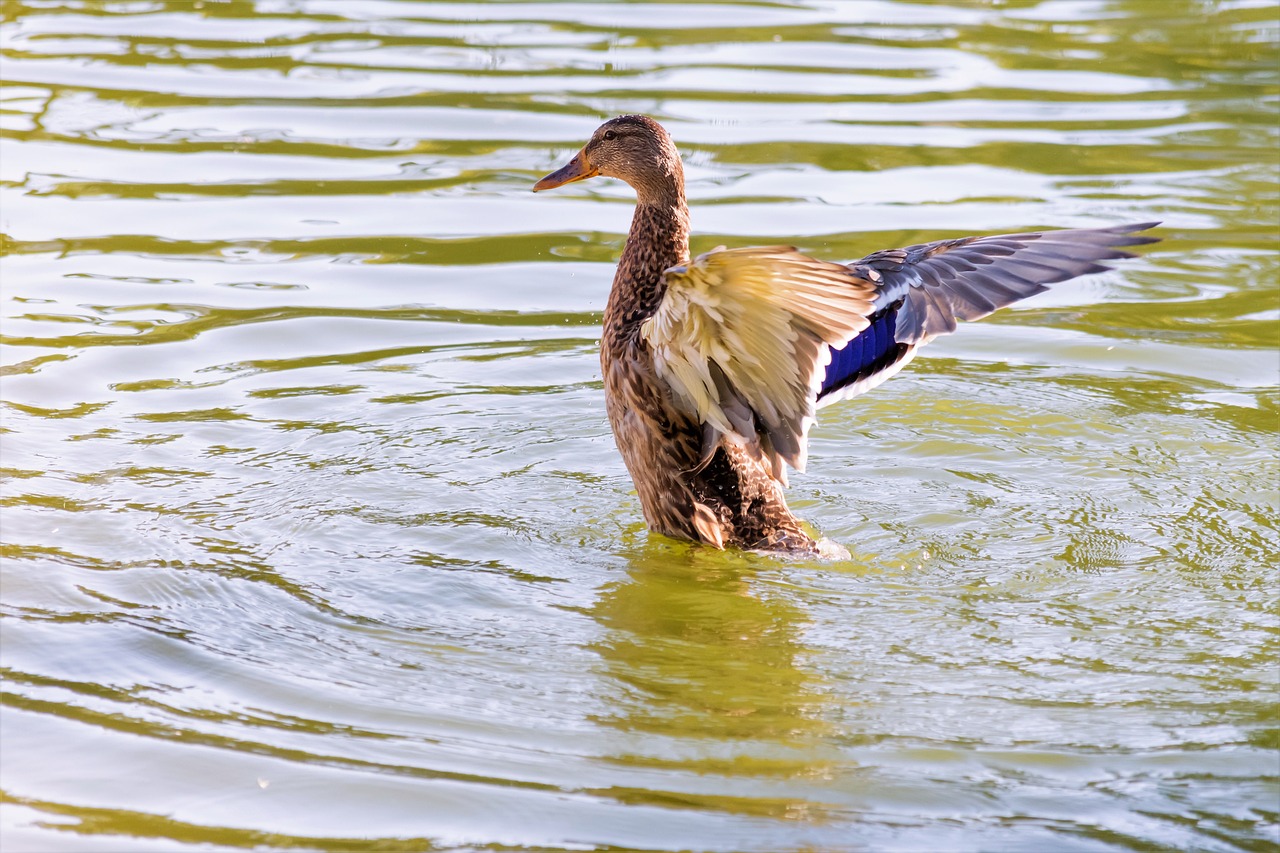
[534,114,1157,555]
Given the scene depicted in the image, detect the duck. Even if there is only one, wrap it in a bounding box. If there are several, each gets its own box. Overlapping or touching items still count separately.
[533,114,1158,555]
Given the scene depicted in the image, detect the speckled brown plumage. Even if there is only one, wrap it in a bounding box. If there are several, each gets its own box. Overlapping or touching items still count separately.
[597,172,814,551]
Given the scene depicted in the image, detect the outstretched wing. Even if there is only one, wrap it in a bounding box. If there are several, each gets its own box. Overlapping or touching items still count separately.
[817,221,1160,405]
[642,246,878,478]
[643,222,1160,481]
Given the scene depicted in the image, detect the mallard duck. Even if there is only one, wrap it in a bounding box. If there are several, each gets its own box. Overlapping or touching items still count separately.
[534,114,1157,555]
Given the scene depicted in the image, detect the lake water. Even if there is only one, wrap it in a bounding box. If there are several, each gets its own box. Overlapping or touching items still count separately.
[2,1,1277,850]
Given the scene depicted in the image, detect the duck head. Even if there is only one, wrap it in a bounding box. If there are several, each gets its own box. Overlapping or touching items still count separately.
[533,115,684,205]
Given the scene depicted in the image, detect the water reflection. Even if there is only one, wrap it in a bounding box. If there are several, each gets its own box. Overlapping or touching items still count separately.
[595,545,828,739]
[588,543,842,820]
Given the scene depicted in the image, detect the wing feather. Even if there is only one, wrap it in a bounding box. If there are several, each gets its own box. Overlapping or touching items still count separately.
[643,246,878,475]
[851,222,1159,346]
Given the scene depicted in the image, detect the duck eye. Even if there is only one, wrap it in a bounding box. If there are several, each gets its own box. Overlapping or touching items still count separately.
[603,130,617,141]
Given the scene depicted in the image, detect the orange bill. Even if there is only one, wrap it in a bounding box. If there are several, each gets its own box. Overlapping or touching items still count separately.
[533,150,598,191]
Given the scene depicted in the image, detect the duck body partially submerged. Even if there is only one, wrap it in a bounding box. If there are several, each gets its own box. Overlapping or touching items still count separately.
[534,115,1158,555]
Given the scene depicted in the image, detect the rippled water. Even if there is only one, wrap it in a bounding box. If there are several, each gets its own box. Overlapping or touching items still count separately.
[2,1,1278,850]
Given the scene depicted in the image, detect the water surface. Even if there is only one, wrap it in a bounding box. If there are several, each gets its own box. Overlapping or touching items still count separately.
[1,0,1278,850]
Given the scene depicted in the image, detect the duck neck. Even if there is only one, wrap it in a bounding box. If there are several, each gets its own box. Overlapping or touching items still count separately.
[605,196,690,334]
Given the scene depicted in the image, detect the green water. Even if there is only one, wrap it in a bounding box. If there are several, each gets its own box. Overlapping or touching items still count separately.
[1,0,1277,850]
